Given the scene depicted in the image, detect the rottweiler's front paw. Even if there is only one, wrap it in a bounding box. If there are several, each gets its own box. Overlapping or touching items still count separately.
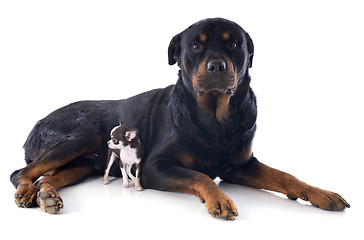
[305,188,350,211]
[205,192,239,220]
[288,187,350,211]
[14,183,39,208]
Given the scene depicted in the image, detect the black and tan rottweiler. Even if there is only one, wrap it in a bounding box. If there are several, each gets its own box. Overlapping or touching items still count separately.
[10,18,349,219]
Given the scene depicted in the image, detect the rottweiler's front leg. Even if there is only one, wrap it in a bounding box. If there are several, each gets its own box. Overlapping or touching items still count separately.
[143,163,238,220]
[221,156,350,211]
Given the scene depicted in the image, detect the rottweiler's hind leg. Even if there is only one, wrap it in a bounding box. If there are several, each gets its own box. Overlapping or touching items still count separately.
[11,135,102,210]
[35,157,95,214]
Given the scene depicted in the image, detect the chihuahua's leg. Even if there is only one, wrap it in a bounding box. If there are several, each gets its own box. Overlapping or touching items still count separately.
[120,161,129,188]
[134,163,142,191]
[126,164,136,182]
[103,151,116,185]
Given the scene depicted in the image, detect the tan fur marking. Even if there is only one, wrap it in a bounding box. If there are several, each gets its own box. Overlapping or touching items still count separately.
[179,152,195,168]
[199,33,207,42]
[196,94,214,116]
[238,145,253,161]
[223,32,230,40]
[216,94,231,123]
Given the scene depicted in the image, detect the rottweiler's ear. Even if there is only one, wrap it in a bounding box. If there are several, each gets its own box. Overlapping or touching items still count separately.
[168,33,181,65]
[244,31,254,68]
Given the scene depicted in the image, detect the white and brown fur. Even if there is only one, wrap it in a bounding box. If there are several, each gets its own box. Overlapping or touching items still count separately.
[102,122,143,191]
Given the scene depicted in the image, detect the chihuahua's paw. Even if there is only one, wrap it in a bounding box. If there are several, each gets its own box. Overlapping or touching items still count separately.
[135,186,143,191]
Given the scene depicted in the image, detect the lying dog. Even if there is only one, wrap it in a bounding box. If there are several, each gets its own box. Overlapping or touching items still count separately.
[103,122,143,191]
[10,18,349,219]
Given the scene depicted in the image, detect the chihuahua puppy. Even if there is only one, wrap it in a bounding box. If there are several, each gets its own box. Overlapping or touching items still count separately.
[102,121,143,191]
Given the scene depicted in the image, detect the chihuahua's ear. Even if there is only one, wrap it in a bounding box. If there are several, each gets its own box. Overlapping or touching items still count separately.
[168,33,181,65]
[119,118,123,126]
[125,130,138,141]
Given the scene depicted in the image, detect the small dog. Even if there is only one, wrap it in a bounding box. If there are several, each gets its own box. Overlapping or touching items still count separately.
[102,121,143,191]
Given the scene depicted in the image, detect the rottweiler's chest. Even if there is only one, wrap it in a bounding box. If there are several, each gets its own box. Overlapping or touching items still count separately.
[176,126,253,178]
[178,146,252,179]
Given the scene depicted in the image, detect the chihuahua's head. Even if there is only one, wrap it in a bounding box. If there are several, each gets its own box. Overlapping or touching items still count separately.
[107,122,138,149]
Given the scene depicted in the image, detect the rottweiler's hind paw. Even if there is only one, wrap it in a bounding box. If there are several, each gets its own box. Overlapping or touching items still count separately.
[36,185,63,214]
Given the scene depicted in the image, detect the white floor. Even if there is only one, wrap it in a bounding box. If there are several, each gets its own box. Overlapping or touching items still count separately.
[1,164,361,240]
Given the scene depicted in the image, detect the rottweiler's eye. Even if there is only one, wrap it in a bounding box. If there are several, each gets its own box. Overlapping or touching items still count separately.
[227,41,238,50]
[191,42,202,53]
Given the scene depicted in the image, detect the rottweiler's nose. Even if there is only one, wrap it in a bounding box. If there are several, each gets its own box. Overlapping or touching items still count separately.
[207,59,227,73]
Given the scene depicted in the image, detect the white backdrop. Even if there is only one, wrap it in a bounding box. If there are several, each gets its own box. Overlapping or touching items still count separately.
[1,0,363,239]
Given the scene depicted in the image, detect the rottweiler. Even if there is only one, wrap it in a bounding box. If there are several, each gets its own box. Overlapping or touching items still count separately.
[10,18,349,219]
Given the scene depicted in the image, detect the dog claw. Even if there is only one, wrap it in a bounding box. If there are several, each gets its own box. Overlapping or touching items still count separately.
[226,88,235,95]
[209,209,218,217]
[287,194,298,201]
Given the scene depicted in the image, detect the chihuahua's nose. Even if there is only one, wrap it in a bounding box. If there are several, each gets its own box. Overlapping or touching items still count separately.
[207,59,226,73]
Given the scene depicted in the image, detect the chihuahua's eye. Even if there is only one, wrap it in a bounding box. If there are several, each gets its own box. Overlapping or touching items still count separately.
[191,42,202,53]
[112,138,118,144]
[227,41,238,50]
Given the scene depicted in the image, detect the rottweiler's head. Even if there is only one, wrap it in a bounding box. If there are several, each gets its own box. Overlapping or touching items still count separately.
[168,18,254,123]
